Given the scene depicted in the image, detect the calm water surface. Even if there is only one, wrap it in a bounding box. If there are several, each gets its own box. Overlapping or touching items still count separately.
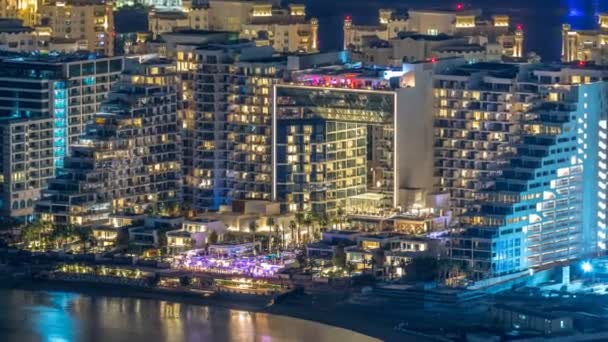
[0,289,378,342]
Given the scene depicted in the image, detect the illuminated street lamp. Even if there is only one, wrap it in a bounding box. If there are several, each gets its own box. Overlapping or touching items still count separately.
[582,261,593,273]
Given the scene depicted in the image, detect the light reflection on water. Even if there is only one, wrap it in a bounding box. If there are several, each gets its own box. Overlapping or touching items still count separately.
[0,289,378,342]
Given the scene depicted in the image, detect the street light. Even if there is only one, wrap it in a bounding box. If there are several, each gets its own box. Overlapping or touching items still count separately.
[582,261,593,273]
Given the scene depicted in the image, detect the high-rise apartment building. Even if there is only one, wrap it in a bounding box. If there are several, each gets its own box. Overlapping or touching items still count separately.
[433,63,538,214]
[0,53,122,220]
[226,58,284,202]
[447,65,608,279]
[39,0,115,56]
[37,60,182,227]
[270,55,456,215]
[187,41,275,210]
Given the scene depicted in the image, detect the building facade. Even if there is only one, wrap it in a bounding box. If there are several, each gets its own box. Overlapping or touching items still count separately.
[0,53,122,220]
[561,14,608,64]
[447,66,608,279]
[148,1,318,53]
[344,8,524,62]
[39,0,115,56]
[37,60,182,227]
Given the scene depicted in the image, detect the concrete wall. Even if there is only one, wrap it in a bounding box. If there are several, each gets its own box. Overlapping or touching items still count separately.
[394,58,465,208]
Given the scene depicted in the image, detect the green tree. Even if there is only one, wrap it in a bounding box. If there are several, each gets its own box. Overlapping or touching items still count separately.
[208,230,219,245]
[267,217,276,252]
[346,261,356,276]
[248,220,259,253]
[303,213,312,244]
[404,257,438,281]
[50,224,73,250]
[336,206,345,230]
[21,221,50,249]
[75,226,94,253]
[288,220,297,247]
[332,249,346,268]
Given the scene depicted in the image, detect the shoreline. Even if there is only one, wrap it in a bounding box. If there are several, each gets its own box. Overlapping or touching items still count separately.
[1,278,394,341]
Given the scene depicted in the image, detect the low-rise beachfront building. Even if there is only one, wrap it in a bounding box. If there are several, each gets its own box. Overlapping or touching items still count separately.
[207,241,262,257]
[166,218,227,254]
[345,232,445,277]
[305,230,362,264]
[128,216,183,248]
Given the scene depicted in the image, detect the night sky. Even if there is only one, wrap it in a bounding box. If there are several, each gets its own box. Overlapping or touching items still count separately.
[115,0,607,62]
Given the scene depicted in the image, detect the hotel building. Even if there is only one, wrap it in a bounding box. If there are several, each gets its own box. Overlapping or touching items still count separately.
[272,55,459,215]
[148,1,318,53]
[0,0,38,27]
[0,53,122,220]
[344,8,524,63]
[447,65,608,279]
[226,57,285,202]
[36,60,182,227]
[39,0,115,56]
[562,14,608,65]
[433,62,540,214]
[186,41,277,210]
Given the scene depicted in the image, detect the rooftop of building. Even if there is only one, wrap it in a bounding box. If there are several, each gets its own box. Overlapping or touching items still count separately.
[43,0,110,6]
[0,19,33,34]
[164,29,236,36]
[492,304,571,320]
[438,61,520,78]
[167,230,192,237]
[184,217,222,224]
[0,51,118,65]
[149,10,188,19]
[300,65,390,79]
[408,8,482,15]
[434,44,485,53]
[306,241,340,249]
[323,229,361,236]
[359,232,405,240]
[396,32,458,41]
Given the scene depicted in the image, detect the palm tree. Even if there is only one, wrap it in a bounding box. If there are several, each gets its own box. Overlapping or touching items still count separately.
[303,213,312,244]
[318,213,328,230]
[21,220,49,249]
[336,206,345,230]
[288,220,297,247]
[75,226,94,253]
[267,217,276,252]
[295,212,305,246]
[280,223,286,250]
[248,220,259,253]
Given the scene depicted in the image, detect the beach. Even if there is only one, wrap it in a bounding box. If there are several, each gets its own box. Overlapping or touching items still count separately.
[0,278,413,341]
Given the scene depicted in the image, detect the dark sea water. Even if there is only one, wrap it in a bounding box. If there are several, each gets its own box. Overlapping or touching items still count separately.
[116,0,606,62]
[0,289,377,342]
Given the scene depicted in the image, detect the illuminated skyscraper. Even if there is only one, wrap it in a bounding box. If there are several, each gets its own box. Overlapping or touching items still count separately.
[446,65,608,279]
[0,53,122,221]
[37,60,181,227]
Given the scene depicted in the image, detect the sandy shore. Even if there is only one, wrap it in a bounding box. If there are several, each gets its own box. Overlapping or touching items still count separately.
[0,278,410,341]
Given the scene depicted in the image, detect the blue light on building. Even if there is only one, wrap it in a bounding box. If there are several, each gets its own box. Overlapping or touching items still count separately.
[53,81,67,170]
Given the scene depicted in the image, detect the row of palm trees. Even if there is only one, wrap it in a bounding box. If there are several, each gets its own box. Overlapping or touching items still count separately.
[247,208,348,252]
